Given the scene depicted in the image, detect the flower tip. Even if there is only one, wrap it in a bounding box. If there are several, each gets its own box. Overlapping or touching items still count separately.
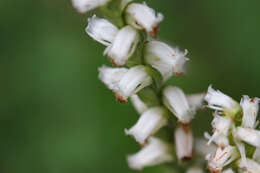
[115,93,128,103]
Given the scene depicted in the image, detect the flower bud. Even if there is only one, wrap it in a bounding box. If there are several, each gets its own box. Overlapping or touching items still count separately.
[104,26,139,66]
[125,3,163,37]
[234,127,260,147]
[99,65,152,102]
[175,126,193,161]
[238,158,260,173]
[144,41,189,81]
[72,0,110,13]
[86,15,119,46]
[130,94,148,114]
[186,167,204,173]
[207,146,239,173]
[127,137,174,170]
[205,85,241,118]
[125,107,168,145]
[240,95,260,128]
[162,86,194,124]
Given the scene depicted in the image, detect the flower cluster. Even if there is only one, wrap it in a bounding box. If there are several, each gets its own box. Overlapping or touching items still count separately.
[205,86,260,173]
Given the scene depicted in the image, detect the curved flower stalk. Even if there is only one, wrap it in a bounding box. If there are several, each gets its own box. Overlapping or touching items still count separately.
[205,85,260,173]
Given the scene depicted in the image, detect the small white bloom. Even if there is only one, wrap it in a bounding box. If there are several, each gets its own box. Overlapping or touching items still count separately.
[125,3,163,37]
[238,158,260,173]
[186,167,204,173]
[234,127,260,148]
[194,138,217,158]
[127,137,174,170]
[207,146,239,173]
[205,85,241,117]
[86,15,119,46]
[72,0,110,13]
[204,132,229,148]
[144,41,189,81]
[99,65,152,102]
[206,114,232,147]
[187,93,205,113]
[104,26,139,66]
[222,168,234,173]
[130,95,148,114]
[175,126,193,161]
[125,107,168,144]
[162,86,194,124]
[240,95,260,128]
[253,148,260,162]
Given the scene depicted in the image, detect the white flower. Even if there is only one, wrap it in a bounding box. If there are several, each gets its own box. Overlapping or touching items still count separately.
[175,126,193,161]
[253,148,260,162]
[130,95,148,114]
[238,158,260,173]
[204,132,229,149]
[234,127,260,148]
[222,168,234,173]
[163,86,197,124]
[104,26,139,66]
[86,15,119,46]
[186,167,204,173]
[144,41,189,81]
[127,137,174,170]
[125,107,168,144]
[72,0,110,13]
[240,95,260,128]
[125,3,163,37]
[207,146,239,173]
[194,138,217,158]
[206,114,232,147]
[205,85,241,117]
[187,93,205,113]
[99,65,152,103]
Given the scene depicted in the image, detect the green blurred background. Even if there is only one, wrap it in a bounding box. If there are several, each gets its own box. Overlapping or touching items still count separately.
[1,0,260,172]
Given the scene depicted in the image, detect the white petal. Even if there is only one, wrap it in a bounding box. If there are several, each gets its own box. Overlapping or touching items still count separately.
[127,137,173,170]
[144,41,188,81]
[118,65,152,99]
[72,0,110,13]
[187,93,205,112]
[86,15,118,46]
[125,107,168,144]
[175,126,193,161]
[194,138,217,157]
[205,85,240,117]
[235,127,260,147]
[105,26,139,66]
[130,95,148,115]
[240,95,260,128]
[98,65,128,92]
[163,86,193,124]
[238,158,260,173]
[125,3,163,36]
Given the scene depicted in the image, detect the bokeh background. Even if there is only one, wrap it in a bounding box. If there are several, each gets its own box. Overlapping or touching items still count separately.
[1,0,260,172]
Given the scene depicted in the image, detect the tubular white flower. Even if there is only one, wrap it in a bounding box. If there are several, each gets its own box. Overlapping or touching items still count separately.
[86,15,119,46]
[72,0,110,13]
[234,127,260,147]
[130,95,148,114]
[125,107,168,144]
[206,114,232,147]
[144,41,189,81]
[194,138,217,158]
[238,158,260,173]
[175,126,193,161]
[162,86,194,124]
[253,148,260,162]
[125,3,163,37]
[127,137,174,170]
[186,167,204,173]
[187,93,205,113]
[222,168,234,173]
[240,95,260,128]
[104,26,139,66]
[207,146,239,173]
[205,85,241,117]
[98,65,128,92]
